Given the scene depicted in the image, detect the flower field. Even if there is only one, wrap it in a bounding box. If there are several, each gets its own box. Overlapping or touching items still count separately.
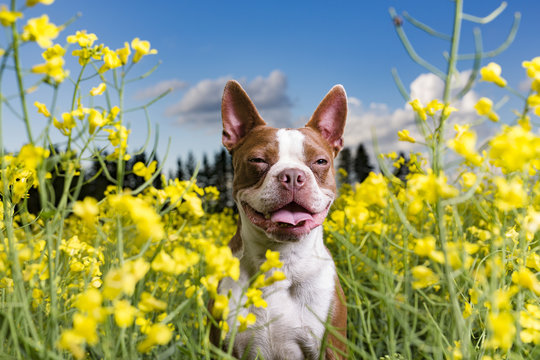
[0,0,539,359]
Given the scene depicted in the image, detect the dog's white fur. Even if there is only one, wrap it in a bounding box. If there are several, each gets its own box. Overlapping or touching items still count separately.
[219,129,337,359]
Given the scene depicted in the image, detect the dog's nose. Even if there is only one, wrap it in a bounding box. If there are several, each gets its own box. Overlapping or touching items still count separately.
[278,169,306,191]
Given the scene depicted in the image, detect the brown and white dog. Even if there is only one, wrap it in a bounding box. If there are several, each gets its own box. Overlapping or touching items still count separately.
[215,80,347,359]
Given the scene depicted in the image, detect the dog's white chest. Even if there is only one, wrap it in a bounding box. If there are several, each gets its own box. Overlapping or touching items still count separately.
[221,228,336,360]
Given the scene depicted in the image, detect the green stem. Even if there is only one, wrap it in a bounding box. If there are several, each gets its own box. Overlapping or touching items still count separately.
[436,1,471,357]
[11,0,33,145]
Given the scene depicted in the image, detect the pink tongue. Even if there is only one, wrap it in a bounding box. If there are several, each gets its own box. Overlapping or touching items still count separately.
[270,203,313,225]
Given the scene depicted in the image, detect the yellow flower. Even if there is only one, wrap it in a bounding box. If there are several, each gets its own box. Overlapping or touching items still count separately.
[21,15,61,48]
[480,62,507,87]
[447,127,482,166]
[116,42,131,65]
[109,194,164,245]
[397,129,415,143]
[34,101,50,117]
[474,97,499,122]
[245,288,267,308]
[102,259,149,300]
[99,47,122,73]
[409,99,426,121]
[494,177,527,211]
[133,161,158,182]
[136,323,173,353]
[73,313,98,345]
[512,268,540,296]
[131,37,157,63]
[31,44,69,83]
[264,270,286,286]
[57,330,85,359]
[67,30,97,48]
[487,311,515,351]
[74,288,103,320]
[0,5,22,27]
[237,313,256,332]
[260,249,283,272]
[90,82,106,96]
[520,304,540,344]
[73,197,99,226]
[411,265,439,289]
[413,236,444,263]
[522,56,540,80]
[461,172,477,188]
[26,0,54,6]
[113,300,137,328]
[406,169,458,204]
[88,108,106,134]
[138,292,167,313]
[211,294,229,319]
[424,99,443,117]
[489,125,540,174]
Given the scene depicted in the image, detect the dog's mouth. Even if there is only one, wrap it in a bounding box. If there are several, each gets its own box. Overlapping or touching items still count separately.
[241,201,330,237]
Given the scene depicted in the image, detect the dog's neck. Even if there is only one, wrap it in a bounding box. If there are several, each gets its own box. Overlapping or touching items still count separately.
[236,212,327,277]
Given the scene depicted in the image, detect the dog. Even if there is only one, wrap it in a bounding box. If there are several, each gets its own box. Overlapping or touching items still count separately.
[213,80,347,359]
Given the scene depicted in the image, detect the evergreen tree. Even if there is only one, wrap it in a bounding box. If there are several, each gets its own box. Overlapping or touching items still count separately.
[393,152,410,183]
[354,143,373,183]
[175,157,186,180]
[337,147,353,184]
[199,153,213,187]
[185,151,196,178]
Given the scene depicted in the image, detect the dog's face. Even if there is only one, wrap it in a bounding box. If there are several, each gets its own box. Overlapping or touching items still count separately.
[222,81,347,242]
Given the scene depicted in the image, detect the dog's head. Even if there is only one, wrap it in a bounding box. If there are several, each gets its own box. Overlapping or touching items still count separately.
[222,80,347,243]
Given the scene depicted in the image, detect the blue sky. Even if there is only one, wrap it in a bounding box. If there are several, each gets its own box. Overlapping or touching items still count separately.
[6,0,540,172]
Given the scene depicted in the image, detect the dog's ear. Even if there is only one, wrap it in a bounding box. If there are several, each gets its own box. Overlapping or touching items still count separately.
[306,85,347,156]
[222,80,266,152]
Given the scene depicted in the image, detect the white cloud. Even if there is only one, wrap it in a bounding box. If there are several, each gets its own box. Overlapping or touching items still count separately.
[343,71,490,165]
[134,79,188,100]
[166,70,293,127]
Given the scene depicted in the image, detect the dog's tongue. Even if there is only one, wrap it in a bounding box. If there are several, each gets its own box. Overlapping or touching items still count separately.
[270,203,313,225]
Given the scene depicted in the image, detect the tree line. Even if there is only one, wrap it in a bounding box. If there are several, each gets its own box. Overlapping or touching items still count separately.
[23,144,409,213]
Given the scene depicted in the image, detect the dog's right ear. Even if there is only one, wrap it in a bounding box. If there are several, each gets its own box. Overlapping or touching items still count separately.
[221,80,266,152]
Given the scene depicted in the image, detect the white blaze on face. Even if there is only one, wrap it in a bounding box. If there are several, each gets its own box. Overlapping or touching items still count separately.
[276,129,305,167]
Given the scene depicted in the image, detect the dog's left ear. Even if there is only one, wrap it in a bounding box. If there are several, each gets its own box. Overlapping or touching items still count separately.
[305,85,347,156]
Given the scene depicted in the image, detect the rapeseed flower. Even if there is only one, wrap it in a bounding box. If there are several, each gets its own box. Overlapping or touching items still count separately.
[397,129,416,143]
[133,161,157,181]
[237,313,257,332]
[409,99,426,121]
[480,62,507,87]
[522,56,540,80]
[447,126,482,166]
[90,82,106,96]
[34,101,50,117]
[113,300,137,328]
[21,15,61,48]
[136,323,173,353]
[31,44,69,83]
[494,177,527,211]
[67,30,97,47]
[26,0,54,6]
[117,42,131,65]
[489,125,540,174]
[474,97,499,122]
[520,304,540,345]
[487,311,515,351]
[0,5,22,26]
[260,249,282,272]
[411,265,439,289]
[131,38,157,63]
[73,197,99,226]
